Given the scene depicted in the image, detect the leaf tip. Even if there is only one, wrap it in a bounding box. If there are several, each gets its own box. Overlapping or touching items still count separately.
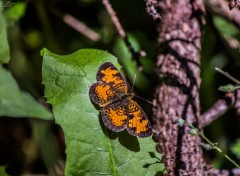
[40,48,47,57]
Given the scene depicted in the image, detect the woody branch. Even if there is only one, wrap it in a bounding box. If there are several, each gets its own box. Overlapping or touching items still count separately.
[201,90,240,127]
[205,0,240,28]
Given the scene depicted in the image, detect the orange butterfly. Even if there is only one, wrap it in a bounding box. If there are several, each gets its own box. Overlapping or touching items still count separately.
[89,62,152,138]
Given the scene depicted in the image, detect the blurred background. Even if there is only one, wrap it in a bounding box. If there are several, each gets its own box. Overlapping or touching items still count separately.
[1,0,240,175]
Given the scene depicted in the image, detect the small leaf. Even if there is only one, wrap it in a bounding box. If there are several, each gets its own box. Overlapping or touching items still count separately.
[231,139,240,159]
[200,143,213,151]
[0,4,10,64]
[0,66,53,119]
[177,118,185,127]
[218,84,236,92]
[187,129,198,136]
[213,16,239,37]
[42,48,163,175]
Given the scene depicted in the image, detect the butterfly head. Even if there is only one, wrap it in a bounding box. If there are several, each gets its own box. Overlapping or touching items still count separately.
[128,92,135,99]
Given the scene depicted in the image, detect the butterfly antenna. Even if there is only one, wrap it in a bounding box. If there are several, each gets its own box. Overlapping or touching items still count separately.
[131,74,137,93]
[134,94,154,105]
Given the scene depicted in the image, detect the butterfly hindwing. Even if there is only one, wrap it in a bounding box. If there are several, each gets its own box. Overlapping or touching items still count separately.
[126,100,153,138]
[101,100,127,132]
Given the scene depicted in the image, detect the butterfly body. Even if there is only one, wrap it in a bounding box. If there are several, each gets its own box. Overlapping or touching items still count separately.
[89,62,152,138]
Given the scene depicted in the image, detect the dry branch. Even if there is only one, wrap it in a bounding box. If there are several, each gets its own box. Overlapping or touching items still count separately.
[63,14,100,42]
[205,0,240,28]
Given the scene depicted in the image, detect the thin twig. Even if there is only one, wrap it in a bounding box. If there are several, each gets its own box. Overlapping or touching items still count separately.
[102,0,145,70]
[201,68,240,127]
[215,67,240,85]
[102,0,125,37]
[178,119,240,169]
[50,8,100,42]
[63,14,100,42]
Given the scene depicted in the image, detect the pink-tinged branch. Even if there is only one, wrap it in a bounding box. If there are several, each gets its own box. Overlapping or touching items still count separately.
[102,0,125,37]
[63,14,100,42]
[205,0,240,28]
[229,0,240,10]
[201,90,240,127]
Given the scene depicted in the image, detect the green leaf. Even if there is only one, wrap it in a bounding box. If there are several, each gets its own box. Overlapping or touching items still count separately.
[113,35,152,91]
[231,139,240,159]
[0,3,10,64]
[0,66,53,119]
[3,2,26,25]
[42,48,164,176]
[0,166,9,176]
[218,84,236,92]
[213,16,239,37]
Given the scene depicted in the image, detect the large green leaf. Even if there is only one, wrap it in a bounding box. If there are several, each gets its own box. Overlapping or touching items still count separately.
[0,66,52,119]
[0,2,10,64]
[42,48,163,176]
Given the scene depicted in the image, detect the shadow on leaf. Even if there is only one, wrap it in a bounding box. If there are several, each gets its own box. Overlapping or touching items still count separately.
[118,131,140,152]
[143,152,163,174]
[99,114,140,151]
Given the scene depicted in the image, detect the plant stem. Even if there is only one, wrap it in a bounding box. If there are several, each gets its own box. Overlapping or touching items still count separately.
[215,67,240,85]
[184,120,240,168]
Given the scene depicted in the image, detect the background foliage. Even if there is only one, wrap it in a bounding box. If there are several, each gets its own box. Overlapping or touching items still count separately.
[0,0,240,175]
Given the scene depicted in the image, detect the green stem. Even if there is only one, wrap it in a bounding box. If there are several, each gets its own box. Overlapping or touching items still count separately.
[184,120,240,168]
[215,67,240,85]
[235,85,240,90]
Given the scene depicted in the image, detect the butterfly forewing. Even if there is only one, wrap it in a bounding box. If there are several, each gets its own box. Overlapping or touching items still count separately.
[97,62,128,95]
[89,62,128,107]
[89,82,120,107]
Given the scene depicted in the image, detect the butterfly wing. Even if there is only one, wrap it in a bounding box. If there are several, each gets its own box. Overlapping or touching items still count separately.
[126,100,153,138]
[97,62,127,95]
[101,100,127,132]
[89,81,119,107]
[89,62,128,107]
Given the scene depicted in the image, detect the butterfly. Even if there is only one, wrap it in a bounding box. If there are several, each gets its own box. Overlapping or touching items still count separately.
[89,62,152,138]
